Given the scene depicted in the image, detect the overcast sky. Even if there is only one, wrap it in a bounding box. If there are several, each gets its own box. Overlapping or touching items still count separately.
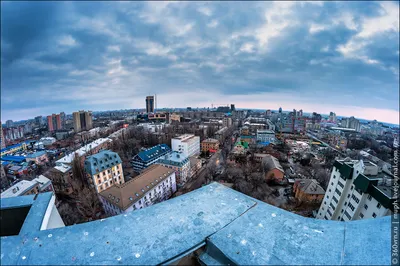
[1,1,399,124]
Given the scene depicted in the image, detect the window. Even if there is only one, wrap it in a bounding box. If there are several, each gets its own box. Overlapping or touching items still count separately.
[360,213,364,218]
[364,204,368,210]
[329,203,336,210]
[348,203,355,212]
[335,188,341,196]
[347,194,350,198]
[367,195,372,201]
[341,209,344,213]
[327,195,329,199]
[332,196,338,204]
[351,194,360,204]
[338,182,344,189]
[377,203,381,209]
[372,213,377,218]
[329,189,331,192]
[327,209,332,216]
[344,211,351,220]
[344,202,347,206]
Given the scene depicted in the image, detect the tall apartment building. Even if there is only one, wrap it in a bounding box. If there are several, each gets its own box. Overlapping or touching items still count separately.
[5,120,13,128]
[99,164,176,216]
[171,134,200,158]
[156,151,190,186]
[146,96,155,113]
[47,113,62,132]
[84,150,125,193]
[73,110,93,132]
[316,159,394,221]
[131,144,172,173]
[342,116,360,132]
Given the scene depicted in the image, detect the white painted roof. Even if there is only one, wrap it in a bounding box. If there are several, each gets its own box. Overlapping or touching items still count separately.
[56,138,112,164]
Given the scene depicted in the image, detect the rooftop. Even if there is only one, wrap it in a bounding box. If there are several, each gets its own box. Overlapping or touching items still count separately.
[257,129,275,134]
[0,155,26,163]
[84,150,122,176]
[1,180,38,198]
[1,143,25,153]
[135,144,171,162]
[53,163,71,173]
[157,151,189,167]
[172,134,196,142]
[56,138,112,164]
[99,164,174,210]
[25,151,47,158]
[0,183,390,265]
[262,154,284,173]
[295,179,325,195]
[202,138,219,143]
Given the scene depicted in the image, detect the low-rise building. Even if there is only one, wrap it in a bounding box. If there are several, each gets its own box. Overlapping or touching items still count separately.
[156,151,190,186]
[256,129,276,145]
[262,155,284,182]
[293,179,325,203]
[215,127,228,142]
[0,142,27,156]
[131,144,172,173]
[40,137,56,146]
[241,126,249,136]
[56,138,112,166]
[45,164,74,195]
[99,164,177,216]
[84,150,125,193]
[169,113,181,123]
[171,134,200,158]
[316,159,394,221]
[2,174,53,195]
[223,117,232,128]
[232,141,249,155]
[25,151,49,165]
[201,138,219,153]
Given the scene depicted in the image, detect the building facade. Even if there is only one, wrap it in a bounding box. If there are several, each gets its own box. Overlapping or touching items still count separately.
[146,96,155,113]
[171,134,200,158]
[156,151,190,186]
[84,150,125,193]
[223,117,232,128]
[45,164,74,195]
[201,138,219,153]
[262,155,284,182]
[256,129,276,144]
[131,144,172,173]
[73,110,93,132]
[47,113,62,132]
[99,164,176,216]
[293,179,325,203]
[316,159,393,221]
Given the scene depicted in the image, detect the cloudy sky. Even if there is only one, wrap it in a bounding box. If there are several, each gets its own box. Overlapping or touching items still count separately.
[1,1,399,124]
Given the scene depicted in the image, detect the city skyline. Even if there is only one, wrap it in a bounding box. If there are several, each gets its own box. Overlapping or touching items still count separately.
[1,1,399,124]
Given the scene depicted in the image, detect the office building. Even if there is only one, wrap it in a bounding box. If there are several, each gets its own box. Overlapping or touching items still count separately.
[316,159,394,221]
[47,113,62,132]
[201,138,219,153]
[73,110,93,132]
[157,151,190,186]
[131,144,172,173]
[84,150,125,193]
[230,104,235,111]
[99,164,176,216]
[146,96,155,113]
[171,134,200,158]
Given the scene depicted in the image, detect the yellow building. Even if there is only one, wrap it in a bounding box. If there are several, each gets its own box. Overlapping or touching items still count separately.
[0,142,27,156]
[84,150,125,193]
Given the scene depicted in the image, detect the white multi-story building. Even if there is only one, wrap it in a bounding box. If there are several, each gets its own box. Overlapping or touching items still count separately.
[316,159,393,221]
[171,134,200,158]
[99,164,176,216]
